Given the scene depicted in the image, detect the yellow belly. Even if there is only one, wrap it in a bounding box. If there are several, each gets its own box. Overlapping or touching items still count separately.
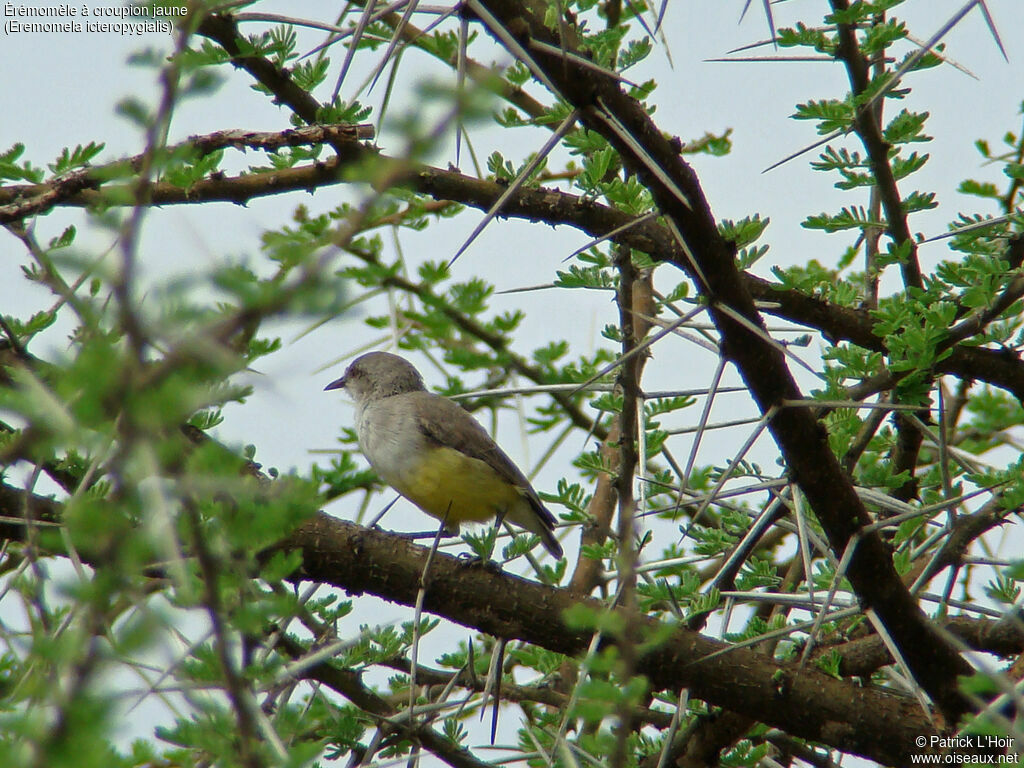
[389,445,522,525]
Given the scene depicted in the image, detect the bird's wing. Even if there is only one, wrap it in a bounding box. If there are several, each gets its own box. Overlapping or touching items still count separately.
[409,392,556,526]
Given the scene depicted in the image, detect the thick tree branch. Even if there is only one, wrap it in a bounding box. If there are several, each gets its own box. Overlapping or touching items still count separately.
[468,0,974,724]
[281,513,935,765]
[0,486,939,765]
[8,135,1022,407]
[10,476,1023,760]
[7,146,1023,407]
[812,614,1024,679]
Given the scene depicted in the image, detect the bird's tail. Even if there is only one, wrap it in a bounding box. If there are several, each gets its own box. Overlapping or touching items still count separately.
[536,522,563,559]
[508,494,563,559]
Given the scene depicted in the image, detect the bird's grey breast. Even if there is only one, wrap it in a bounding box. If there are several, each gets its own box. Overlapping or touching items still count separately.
[355,395,423,480]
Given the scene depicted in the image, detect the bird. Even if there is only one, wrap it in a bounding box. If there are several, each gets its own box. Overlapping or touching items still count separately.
[325,351,563,559]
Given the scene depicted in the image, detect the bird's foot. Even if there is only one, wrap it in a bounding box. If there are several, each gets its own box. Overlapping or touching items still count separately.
[457,552,503,573]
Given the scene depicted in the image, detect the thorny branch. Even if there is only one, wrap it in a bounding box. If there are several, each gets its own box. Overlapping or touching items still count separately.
[468,0,975,725]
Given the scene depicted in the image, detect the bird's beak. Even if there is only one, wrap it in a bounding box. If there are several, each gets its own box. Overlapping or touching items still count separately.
[324,375,346,392]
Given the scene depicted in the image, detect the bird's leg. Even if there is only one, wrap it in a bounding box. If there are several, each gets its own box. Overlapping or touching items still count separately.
[493,509,507,532]
[459,548,503,572]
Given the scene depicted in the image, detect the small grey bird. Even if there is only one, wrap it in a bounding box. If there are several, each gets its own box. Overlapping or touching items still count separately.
[325,352,562,558]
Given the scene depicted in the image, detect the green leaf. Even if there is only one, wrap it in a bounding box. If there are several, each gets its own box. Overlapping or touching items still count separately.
[883,109,931,145]
[792,98,853,134]
[49,142,105,174]
[0,143,44,182]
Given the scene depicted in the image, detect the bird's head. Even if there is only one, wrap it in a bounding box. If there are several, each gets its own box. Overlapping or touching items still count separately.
[325,351,426,403]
